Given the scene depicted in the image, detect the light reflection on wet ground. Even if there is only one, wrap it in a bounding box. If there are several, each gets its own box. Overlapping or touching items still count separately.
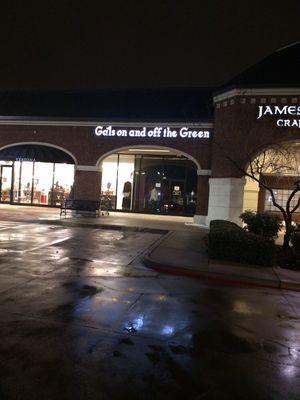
[0,222,299,399]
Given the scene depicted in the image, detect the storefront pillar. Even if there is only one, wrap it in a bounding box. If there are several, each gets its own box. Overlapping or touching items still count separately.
[73,166,101,202]
[206,177,246,226]
[193,170,210,225]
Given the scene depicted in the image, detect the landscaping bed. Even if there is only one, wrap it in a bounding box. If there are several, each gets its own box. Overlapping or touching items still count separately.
[208,220,276,267]
[208,214,300,270]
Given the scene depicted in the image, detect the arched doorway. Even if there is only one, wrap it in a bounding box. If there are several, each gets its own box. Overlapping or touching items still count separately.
[0,143,76,206]
[98,146,200,216]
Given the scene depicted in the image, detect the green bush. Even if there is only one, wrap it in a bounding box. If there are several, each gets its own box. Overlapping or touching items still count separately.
[240,210,281,239]
[209,219,276,266]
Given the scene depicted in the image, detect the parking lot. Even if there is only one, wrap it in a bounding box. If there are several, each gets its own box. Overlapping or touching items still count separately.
[0,221,299,399]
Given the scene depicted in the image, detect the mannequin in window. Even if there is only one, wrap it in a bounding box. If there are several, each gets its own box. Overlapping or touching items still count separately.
[122,181,132,210]
[105,182,112,195]
[149,186,158,202]
[149,185,159,212]
[101,182,112,210]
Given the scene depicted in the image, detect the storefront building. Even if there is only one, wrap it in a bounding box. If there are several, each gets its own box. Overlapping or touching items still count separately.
[0,42,299,224]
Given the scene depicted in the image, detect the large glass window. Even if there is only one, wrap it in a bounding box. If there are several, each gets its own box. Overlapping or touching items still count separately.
[0,160,74,206]
[100,153,197,216]
[116,155,134,210]
[52,163,75,205]
[13,161,22,202]
[265,189,300,212]
[33,162,54,205]
[101,154,118,210]
[19,161,34,204]
[0,163,13,202]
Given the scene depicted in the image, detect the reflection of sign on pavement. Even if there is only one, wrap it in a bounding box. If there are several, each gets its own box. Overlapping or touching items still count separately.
[257,105,300,128]
[95,125,210,139]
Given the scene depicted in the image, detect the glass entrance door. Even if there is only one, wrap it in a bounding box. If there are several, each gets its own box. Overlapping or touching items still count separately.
[0,165,13,203]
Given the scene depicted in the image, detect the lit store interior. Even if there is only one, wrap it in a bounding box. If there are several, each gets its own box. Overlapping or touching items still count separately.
[0,145,198,216]
[100,149,198,216]
[0,160,74,206]
[0,144,75,206]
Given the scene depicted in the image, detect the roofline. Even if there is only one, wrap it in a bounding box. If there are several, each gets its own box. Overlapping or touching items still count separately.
[0,87,215,94]
[276,41,300,52]
[0,116,214,128]
[213,87,300,103]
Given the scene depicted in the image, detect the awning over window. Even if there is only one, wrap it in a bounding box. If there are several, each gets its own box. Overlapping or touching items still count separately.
[0,144,74,164]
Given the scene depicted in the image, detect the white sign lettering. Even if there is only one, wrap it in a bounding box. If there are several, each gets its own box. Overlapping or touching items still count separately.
[95,126,210,139]
[257,105,300,128]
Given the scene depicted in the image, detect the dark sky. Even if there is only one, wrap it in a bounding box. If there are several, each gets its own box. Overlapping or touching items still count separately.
[0,1,299,90]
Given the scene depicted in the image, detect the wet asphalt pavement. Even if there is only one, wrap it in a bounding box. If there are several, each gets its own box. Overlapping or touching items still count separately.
[0,222,300,399]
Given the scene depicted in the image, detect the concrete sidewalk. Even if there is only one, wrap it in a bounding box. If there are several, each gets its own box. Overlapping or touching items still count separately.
[143,230,300,292]
[0,204,194,232]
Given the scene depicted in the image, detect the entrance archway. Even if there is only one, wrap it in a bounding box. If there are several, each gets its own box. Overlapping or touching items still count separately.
[0,143,76,206]
[98,146,200,216]
[97,145,201,171]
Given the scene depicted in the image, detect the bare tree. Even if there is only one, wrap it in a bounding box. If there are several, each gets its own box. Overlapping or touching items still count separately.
[226,143,300,249]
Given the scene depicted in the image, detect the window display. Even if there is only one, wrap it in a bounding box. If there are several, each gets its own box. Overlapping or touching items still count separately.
[101,153,197,216]
[32,162,54,205]
[101,154,118,210]
[22,162,33,203]
[116,155,134,210]
[52,163,75,205]
[0,160,74,206]
[0,163,12,202]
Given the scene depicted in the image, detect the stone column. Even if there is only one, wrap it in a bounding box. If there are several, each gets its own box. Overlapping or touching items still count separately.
[73,166,101,202]
[206,177,246,226]
[193,170,211,225]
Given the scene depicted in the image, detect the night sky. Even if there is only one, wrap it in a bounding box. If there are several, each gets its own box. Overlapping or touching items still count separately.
[0,1,299,90]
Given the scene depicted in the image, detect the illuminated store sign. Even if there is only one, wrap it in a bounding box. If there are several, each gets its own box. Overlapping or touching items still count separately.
[257,105,300,128]
[95,126,210,139]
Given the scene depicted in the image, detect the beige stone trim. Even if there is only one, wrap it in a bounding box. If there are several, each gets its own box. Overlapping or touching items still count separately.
[197,169,211,176]
[76,165,99,172]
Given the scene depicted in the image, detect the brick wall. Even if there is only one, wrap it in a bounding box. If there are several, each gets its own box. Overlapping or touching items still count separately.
[212,96,300,178]
[0,124,212,170]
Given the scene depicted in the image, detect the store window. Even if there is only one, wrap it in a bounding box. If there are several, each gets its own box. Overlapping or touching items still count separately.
[0,161,13,202]
[101,153,197,216]
[0,160,74,206]
[33,162,54,205]
[16,161,33,204]
[101,154,135,211]
[265,189,300,212]
[116,155,134,210]
[101,154,118,210]
[52,163,75,205]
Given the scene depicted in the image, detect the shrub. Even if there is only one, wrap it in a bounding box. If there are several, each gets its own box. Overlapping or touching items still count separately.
[240,210,281,239]
[209,219,276,266]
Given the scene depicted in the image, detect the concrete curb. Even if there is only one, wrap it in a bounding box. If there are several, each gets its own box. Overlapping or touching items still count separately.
[142,234,300,292]
[143,256,282,290]
[280,281,300,291]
